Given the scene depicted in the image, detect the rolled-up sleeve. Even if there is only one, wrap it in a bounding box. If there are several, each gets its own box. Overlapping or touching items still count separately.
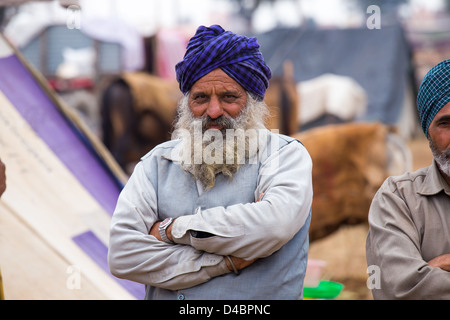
[171,140,313,260]
[108,161,230,290]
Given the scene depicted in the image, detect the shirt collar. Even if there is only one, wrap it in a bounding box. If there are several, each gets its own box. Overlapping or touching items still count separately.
[161,139,183,162]
[418,160,450,196]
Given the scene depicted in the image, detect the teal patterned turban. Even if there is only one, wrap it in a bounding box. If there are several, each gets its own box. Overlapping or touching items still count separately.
[416,59,450,136]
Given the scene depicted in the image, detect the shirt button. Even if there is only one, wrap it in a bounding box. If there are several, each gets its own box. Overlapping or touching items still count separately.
[177,293,185,300]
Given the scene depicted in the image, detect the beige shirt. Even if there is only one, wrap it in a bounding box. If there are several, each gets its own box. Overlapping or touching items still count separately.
[366,161,450,299]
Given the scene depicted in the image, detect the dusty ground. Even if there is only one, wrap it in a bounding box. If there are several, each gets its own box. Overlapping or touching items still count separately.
[308,137,433,300]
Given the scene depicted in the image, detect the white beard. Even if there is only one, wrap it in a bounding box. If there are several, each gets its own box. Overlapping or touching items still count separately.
[429,139,450,178]
[171,93,269,189]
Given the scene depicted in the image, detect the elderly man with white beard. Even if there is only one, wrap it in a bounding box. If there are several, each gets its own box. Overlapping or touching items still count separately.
[108,25,313,300]
[366,59,450,299]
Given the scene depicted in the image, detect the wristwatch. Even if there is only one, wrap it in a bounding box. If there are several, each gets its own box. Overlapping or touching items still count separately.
[159,217,174,243]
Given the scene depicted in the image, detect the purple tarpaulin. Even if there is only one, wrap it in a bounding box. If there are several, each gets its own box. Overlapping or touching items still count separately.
[73,231,144,299]
[0,53,121,215]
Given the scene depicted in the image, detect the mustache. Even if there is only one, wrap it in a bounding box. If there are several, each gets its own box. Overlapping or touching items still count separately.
[202,115,236,131]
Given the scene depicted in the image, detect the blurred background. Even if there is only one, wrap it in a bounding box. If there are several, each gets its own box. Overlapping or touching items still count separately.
[2,0,447,153]
[0,0,448,300]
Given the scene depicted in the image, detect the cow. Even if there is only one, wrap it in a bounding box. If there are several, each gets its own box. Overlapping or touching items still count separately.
[292,122,411,241]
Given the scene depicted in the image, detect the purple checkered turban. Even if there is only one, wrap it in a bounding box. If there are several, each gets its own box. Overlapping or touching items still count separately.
[417,59,450,136]
[175,25,272,101]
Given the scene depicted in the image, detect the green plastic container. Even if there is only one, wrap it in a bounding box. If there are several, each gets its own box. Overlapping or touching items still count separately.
[303,280,344,299]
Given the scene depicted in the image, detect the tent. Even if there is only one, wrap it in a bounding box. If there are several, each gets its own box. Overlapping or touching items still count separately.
[0,34,143,299]
[256,24,419,139]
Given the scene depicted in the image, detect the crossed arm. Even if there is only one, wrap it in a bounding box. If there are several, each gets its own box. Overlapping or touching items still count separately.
[148,221,254,272]
[366,177,450,299]
[108,141,312,290]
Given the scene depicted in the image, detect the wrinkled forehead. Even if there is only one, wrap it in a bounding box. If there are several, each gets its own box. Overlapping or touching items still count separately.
[190,69,246,94]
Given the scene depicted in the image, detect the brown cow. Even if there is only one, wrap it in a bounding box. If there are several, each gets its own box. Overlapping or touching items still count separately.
[292,122,411,241]
[100,72,181,174]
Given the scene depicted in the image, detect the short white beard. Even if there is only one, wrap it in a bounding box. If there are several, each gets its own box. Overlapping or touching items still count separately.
[172,93,269,189]
[429,138,450,178]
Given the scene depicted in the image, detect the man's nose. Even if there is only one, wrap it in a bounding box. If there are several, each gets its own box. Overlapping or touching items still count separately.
[206,96,224,119]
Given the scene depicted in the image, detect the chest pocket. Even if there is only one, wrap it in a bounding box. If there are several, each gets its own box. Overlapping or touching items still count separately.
[419,196,450,261]
[156,162,259,220]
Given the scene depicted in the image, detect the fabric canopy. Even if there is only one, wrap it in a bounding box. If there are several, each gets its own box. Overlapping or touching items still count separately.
[0,34,143,299]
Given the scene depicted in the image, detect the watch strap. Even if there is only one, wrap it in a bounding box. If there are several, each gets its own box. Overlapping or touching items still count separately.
[159,218,174,243]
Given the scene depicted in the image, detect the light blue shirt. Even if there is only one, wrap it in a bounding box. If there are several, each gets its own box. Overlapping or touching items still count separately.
[108,130,313,299]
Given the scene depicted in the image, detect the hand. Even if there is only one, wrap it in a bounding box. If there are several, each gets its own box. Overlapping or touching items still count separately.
[221,193,261,273]
[225,256,256,273]
[428,254,450,271]
[149,220,174,242]
[0,159,6,197]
